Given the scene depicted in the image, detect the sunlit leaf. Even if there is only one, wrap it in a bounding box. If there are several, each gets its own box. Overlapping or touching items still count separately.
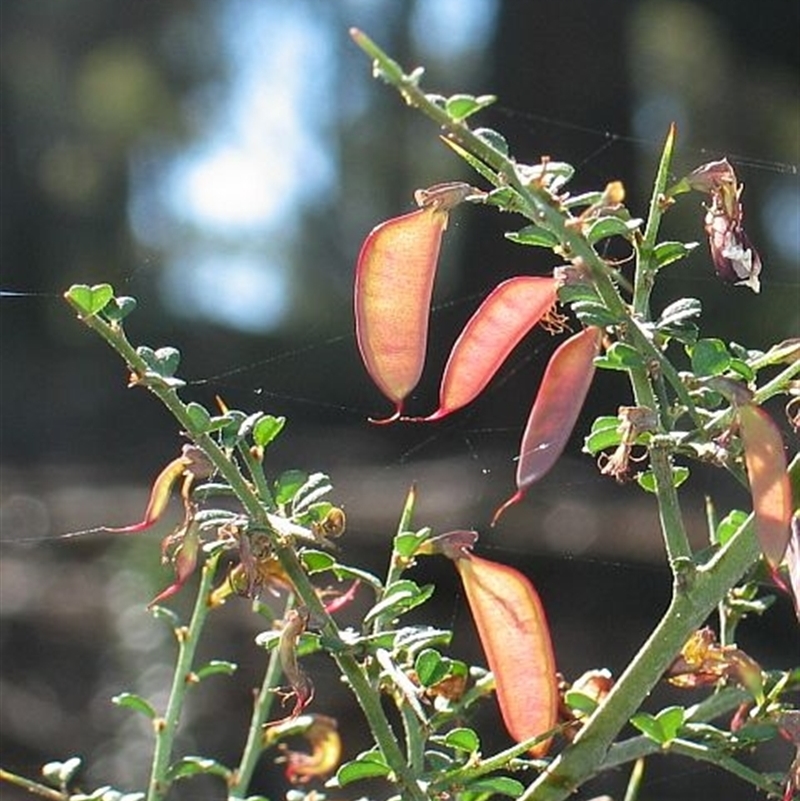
[441,727,480,753]
[112,692,156,720]
[65,283,114,316]
[252,414,286,447]
[653,240,699,269]
[166,756,231,781]
[689,338,732,377]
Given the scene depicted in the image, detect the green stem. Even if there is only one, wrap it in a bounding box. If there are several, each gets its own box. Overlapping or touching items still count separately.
[238,442,276,509]
[66,303,426,801]
[668,739,783,795]
[519,514,760,801]
[0,769,66,801]
[752,357,800,405]
[622,757,646,801]
[649,439,693,566]
[147,552,220,801]
[228,594,294,798]
[400,702,426,776]
[633,124,676,320]
[601,685,751,769]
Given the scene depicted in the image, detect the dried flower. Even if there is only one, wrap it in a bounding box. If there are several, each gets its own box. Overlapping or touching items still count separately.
[687,158,762,292]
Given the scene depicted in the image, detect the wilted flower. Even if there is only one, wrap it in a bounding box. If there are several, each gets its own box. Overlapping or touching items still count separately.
[265,714,341,785]
[687,158,762,292]
[667,627,763,700]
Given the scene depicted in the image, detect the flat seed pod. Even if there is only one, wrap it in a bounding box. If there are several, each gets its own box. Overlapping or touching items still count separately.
[455,552,558,756]
[355,206,448,423]
[738,403,792,566]
[494,326,602,523]
[421,276,558,421]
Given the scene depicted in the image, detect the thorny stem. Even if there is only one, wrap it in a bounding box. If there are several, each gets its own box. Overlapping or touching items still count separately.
[601,684,750,768]
[0,769,65,801]
[633,123,676,320]
[228,594,294,798]
[669,739,784,795]
[350,30,777,801]
[147,551,220,801]
[64,303,427,801]
[649,440,693,567]
[519,514,760,801]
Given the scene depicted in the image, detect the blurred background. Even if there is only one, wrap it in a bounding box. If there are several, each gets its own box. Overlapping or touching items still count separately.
[1,1,797,799]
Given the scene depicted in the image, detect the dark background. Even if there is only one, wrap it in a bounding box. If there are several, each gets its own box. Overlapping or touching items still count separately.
[1,2,798,800]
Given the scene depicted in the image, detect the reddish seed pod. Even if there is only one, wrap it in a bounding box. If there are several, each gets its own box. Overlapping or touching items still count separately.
[493,326,602,524]
[455,551,558,755]
[354,183,473,423]
[738,403,792,566]
[419,276,558,421]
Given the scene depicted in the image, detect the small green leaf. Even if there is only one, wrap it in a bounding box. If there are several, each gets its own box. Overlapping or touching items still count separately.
[292,472,332,514]
[728,358,755,382]
[136,345,181,378]
[195,660,237,680]
[466,776,525,797]
[166,756,231,781]
[485,186,523,210]
[583,416,623,455]
[394,529,430,558]
[363,580,435,626]
[564,689,599,715]
[442,727,480,753]
[690,339,732,377]
[415,649,450,687]
[301,549,337,573]
[653,240,699,269]
[66,283,114,316]
[329,563,384,590]
[594,341,645,371]
[255,630,321,657]
[505,225,560,249]
[424,749,453,771]
[473,126,509,155]
[715,509,749,546]
[657,297,702,327]
[252,414,286,447]
[335,750,391,786]
[274,469,307,505]
[586,215,642,244]
[112,692,157,720]
[636,466,689,493]
[572,300,621,327]
[556,281,602,305]
[445,93,496,121]
[735,721,780,743]
[103,295,137,323]
[630,711,665,743]
[185,402,211,433]
[655,705,686,741]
